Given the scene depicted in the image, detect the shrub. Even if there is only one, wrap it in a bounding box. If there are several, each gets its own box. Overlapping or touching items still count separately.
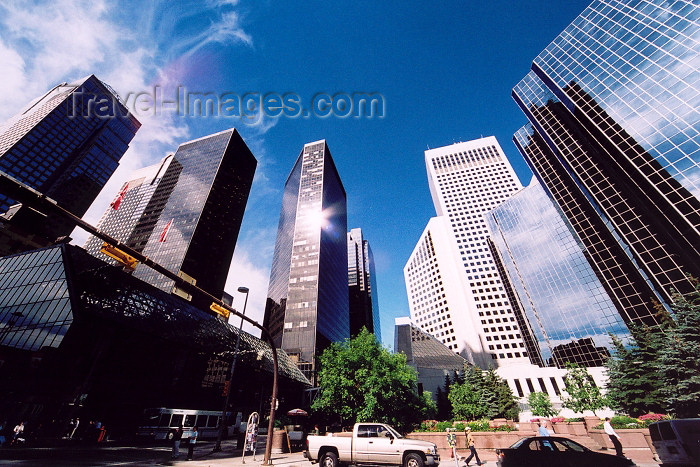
[466,420,491,432]
[550,417,565,423]
[436,421,453,432]
[419,420,438,432]
[565,417,583,422]
[493,425,514,432]
[453,422,466,431]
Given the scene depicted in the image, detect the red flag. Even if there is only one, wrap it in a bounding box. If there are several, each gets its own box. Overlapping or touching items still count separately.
[159,218,174,242]
[110,183,129,210]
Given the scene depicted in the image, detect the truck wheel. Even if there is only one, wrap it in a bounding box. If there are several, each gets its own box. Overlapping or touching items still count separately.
[404,453,424,467]
[321,451,339,467]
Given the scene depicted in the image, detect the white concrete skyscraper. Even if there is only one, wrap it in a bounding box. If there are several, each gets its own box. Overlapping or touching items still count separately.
[405,136,531,368]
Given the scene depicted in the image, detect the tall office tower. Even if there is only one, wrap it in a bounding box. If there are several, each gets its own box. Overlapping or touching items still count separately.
[0,75,140,255]
[84,129,257,304]
[347,228,380,340]
[486,179,631,367]
[405,137,531,368]
[84,156,174,257]
[264,140,349,382]
[512,0,700,323]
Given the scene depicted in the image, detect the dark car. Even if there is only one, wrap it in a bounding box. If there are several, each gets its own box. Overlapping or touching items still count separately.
[496,436,635,467]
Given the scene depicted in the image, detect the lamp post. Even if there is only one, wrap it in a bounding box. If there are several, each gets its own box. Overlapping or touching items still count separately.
[214,286,249,452]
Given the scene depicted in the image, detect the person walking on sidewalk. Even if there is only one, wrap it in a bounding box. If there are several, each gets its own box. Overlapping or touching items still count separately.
[463,427,483,466]
[603,417,625,457]
[186,426,198,461]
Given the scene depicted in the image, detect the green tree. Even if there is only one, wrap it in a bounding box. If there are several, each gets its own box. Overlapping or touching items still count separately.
[484,368,519,420]
[311,328,432,432]
[659,284,700,418]
[436,386,451,421]
[528,391,558,418]
[605,328,666,416]
[448,366,487,420]
[562,363,607,415]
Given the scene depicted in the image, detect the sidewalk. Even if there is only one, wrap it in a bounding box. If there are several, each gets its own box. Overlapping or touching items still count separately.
[170,441,313,467]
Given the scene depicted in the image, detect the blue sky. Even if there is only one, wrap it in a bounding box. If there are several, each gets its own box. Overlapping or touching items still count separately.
[0,0,592,347]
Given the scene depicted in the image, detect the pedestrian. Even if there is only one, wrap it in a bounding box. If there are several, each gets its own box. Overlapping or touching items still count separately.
[603,417,625,457]
[538,420,551,437]
[463,427,483,466]
[172,425,183,459]
[11,422,25,445]
[186,425,198,460]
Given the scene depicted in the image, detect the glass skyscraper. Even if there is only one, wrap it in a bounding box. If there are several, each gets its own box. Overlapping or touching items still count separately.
[84,129,256,304]
[487,179,631,367]
[347,227,380,340]
[512,0,700,323]
[0,75,140,255]
[264,140,349,382]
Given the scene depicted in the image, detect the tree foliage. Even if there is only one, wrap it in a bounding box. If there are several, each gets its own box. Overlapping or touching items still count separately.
[448,366,518,420]
[562,363,607,415]
[659,285,700,418]
[311,328,434,432]
[528,391,558,418]
[605,278,700,418]
[605,328,665,417]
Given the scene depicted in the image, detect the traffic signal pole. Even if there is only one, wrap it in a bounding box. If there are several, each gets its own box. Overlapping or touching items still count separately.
[0,172,279,464]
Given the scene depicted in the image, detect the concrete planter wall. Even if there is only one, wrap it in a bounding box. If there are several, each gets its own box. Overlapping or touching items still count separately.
[589,428,656,454]
[583,416,601,433]
[567,421,587,436]
[407,431,531,460]
[551,422,568,435]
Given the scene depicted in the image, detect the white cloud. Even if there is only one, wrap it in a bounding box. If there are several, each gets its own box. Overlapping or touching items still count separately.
[224,248,271,337]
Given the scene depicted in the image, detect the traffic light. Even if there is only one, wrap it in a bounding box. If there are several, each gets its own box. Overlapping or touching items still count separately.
[222,380,230,397]
[210,302,230,319]
[99,242,139,271]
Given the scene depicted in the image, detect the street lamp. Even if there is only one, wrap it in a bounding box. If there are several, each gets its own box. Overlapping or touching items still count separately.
[214,286,249,452]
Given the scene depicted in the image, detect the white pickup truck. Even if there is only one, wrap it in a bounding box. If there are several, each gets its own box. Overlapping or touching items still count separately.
[305,423,440,467]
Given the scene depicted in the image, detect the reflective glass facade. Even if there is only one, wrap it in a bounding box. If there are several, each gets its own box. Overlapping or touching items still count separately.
[88,129,257,303]
[84,156,174,258]
[487,180,631,367]
[347,228,380,340]
[0,244,309,437]
[512,0,700,313]
[264,141,349,383]
[0,75,140,255]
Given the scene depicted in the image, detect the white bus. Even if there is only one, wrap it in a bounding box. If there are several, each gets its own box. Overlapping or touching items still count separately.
[137,408,242,441]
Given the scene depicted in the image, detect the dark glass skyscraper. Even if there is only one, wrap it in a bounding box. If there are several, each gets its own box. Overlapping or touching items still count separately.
[0,75,141,255]
[512,0,700,322]
[347,228,380,340]
[84,129,256,304]
[264,140,349,382]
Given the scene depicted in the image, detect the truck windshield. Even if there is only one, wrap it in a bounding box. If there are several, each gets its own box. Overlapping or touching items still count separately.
[385,425,403,439]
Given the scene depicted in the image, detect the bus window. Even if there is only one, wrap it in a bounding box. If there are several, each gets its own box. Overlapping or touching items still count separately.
[159,414,172,427]
[207,416,219,428]
[185,414,196,427]
[171,414,183,427]
[197,415,208,427]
